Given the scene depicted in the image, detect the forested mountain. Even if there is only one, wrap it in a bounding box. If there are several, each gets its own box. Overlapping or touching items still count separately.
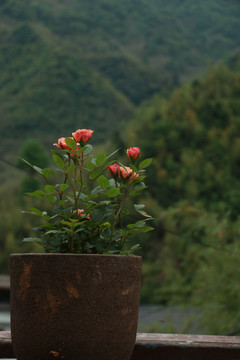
[1,0,240,334]
[125,59,240,334]
[127,59,240,217]
[0,0,240,151]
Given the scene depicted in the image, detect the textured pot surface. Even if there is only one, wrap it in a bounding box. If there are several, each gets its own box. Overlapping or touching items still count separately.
[11,253,142,360]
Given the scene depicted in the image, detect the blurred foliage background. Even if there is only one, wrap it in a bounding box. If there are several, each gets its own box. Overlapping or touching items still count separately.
[1,0,240,335]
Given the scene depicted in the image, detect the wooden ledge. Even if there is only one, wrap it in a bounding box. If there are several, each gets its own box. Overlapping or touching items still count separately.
[136,332,240,349]
[1,331,240,359]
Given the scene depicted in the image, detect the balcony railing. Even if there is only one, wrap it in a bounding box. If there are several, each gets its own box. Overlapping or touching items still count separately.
[1,331,240,359]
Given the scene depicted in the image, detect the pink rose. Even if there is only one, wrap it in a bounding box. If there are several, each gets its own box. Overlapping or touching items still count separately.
[127,147,140,161]
[107,164,120,179]
[72,129,94,144]
[53,137,71,150]
[71,209,91,220]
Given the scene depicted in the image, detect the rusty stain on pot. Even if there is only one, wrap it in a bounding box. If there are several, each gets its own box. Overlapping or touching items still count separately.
[50,350,59,357]
[121,308,132,316]
[66,284,79,299]
[50,349,64,358]
[75,273,81,284]
[121,287,134,296]
[19,262,33,300]
[47,292,62,313]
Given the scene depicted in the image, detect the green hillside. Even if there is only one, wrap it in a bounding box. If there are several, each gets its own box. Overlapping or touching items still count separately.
[127,59,240,216]
[0,0,240,150]
[124,59,240,334]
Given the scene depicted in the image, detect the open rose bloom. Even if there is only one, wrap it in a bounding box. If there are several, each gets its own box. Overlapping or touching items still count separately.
[23,128,153,254]
[72,129,94,145]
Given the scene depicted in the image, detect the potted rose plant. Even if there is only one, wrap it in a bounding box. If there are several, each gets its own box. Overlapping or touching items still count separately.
[11,129,153,360]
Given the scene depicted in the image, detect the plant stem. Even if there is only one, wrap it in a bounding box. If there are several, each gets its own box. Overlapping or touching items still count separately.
[106,187,130,251]
[75,153,84,208]
[70,227,75,253]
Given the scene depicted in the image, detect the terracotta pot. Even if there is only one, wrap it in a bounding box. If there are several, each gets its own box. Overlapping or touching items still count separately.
[10,253,141,360]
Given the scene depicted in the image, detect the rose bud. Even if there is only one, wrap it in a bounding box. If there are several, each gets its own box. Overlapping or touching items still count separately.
[72,129,94,146]
[130,171,139,180]
[119,166,139,181]
[53,137,71,150]
[127,147,140,162]
[119,166,133,179]
[107,163,120,179]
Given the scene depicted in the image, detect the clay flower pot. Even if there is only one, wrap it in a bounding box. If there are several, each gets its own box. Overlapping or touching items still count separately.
[10,253,142,360]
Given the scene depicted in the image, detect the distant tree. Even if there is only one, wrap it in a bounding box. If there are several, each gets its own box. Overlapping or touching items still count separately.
[17,139,49,173]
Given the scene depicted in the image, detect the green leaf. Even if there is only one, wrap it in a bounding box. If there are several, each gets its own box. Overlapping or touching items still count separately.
[42,168,55,178]
[51,149,63,157]
[130,164,138,172]
[140,226,154,232]
[59,184,68,191]
[65,137,77,149]
[83,144,93,155]
[75,146,87,155]
[127,221,145,229]
[18,157,43,176]
[23,237,43,245]
[30,207,42,216]
[90,169,102,179]
[33,165,43,174]
[18,157,33,168]
[91,186,102,195]
[45,230,62,235]
[98,200,111,206]
[107,187,120,197]
[65,164,77,174]
[59,200,66,206]
[97,175,110,189]
[44,194,56,203]
[87,163,95,171]
[52,153,65,168]
[138,210,152,218]
[134,204,145,210]
[131,244,141,251]
[42,212,51,220]
[96,153,106,167]
[26,190,44,199]
[61,220,74,226]
[109,179,116,187]
[91,158,97,166]
[139,158,152,170]
[45,185,55,193]
[134,204,152,217]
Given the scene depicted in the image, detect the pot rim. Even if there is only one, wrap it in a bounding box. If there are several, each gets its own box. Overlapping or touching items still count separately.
[10,253,141,259]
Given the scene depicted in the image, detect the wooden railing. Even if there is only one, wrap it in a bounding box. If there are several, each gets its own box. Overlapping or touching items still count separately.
[1,331,240,359]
